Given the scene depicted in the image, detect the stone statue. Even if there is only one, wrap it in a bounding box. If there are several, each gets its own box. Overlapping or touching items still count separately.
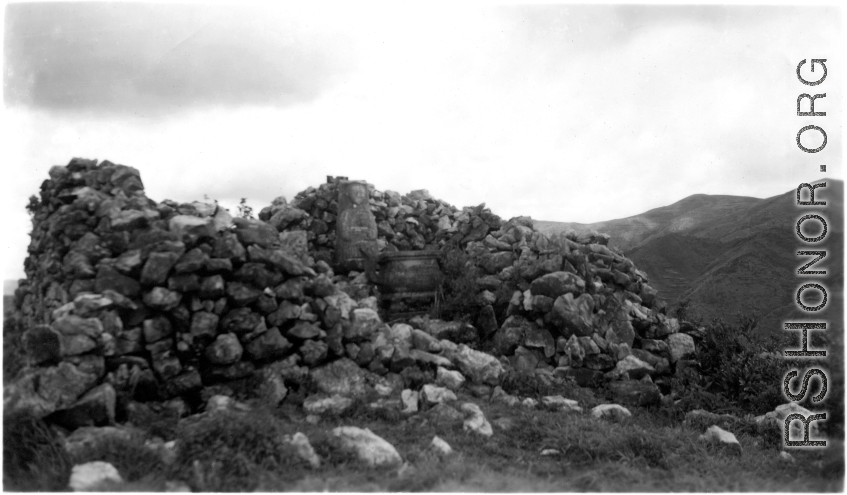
[335,181,378,272]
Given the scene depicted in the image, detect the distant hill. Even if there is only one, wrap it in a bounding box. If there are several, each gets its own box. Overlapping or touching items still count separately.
[537,180,843,335]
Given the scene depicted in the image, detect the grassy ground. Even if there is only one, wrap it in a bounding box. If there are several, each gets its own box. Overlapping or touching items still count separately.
[6,388,843,492]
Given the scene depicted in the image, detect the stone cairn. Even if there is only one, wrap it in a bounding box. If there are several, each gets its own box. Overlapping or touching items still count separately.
[5,158,703,430]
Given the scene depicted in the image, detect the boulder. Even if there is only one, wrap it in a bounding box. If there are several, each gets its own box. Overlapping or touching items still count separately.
[435,366,466,391]
[4,362,98,419]
[530,271,585,299]
[284,432,321,469]
[665,333,696,362]
[450,344,503,386]
[331,426,402,467]
[547,293,595,337]
[310,358,370,398]
[429,436,453,456]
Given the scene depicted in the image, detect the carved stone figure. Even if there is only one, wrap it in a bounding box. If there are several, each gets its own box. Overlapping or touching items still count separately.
[335,181,378,272]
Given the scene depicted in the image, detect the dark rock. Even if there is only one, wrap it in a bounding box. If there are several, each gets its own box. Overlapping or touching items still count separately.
[274,277,308,300]
[142,316,173,343]
[288,321,321,340]
[198,275,226,299]
[300,340,329,367]
[143,287,182,311]
[479,251,515,274]
[546,293,595,337]
[204,257,233,274]
[4,362,99,418]
[234,262,284,289]
[168,273,200,292]
[220,307,263,334]
[553,367,605,388]
[267,300,301,327]
[244,327,292,361]
[22,325,62,365]
[422,319,477,344]
[95,265,141,297]
[190,311,219,339]
[524,325,556,358]
[530,271,585,299]
[211,231,246,263]
[49,383,116,429]
[607,380,661,407]
[204,333,243,365]
[226,281,263,307]
[140,251,180,286]
[233,217,279,248]
[174,248,209,274]
[248,245,316,277]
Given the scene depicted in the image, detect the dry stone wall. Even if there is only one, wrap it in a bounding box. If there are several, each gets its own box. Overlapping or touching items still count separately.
[6,157,703,429]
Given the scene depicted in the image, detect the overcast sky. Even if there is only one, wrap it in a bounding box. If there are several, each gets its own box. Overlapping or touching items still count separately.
[2,2,843,282]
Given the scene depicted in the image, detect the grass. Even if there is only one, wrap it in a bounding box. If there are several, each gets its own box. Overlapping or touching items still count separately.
[3,385,843,491]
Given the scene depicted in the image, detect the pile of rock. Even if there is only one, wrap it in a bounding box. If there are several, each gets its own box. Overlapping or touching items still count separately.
[257,178,502,266]
[6,157,702,428]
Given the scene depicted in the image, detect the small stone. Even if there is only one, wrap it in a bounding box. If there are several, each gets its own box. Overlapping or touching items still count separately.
[522,398,538,408]
[68,461,123,491]
[461,402,493,437]
[285,432,321,468]
[421,384,458,407]
[435,367,466,391]
[401,389,419,414]
[204,333,243,365]
[590,404,632,421]
[541,395,582,412]
[303,394,354,415]
[699,425,742,453]
[331,426,402,467]
[429,436,453,456]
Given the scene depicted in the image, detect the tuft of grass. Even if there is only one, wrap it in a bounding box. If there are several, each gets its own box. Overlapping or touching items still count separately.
[3,414,73,491]
[68,432,166,483]
[171,407,313,491]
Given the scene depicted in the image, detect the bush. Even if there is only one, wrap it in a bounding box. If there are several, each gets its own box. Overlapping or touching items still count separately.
[3,415,72,491]
[171,408,311,491]
[434,245,484,321]
[675,314,797,415]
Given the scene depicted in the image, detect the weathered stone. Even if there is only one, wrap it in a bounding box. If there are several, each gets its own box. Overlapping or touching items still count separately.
[411,328,441,353]
[429,436,453,456]
[755,403,823,442]
[95,265,140,297]
[226,281,263,307]
[68,461,123,491]
[541,395,582,412]
[50,383,116,429]
[248,244,316,277]
[613,354,655,379]
[4,362,98,419]
[530,271,585,299]
[344,308,384,342]
[232,217,278,248]
[548,293,595,337]
[450,345,503,386]
[607,380,661,407]
[421,384,458,407]
[220,307,262,334]
[311,358,369,398]
[173,248,209,274]
[666,333,696,362]
[204,333,243,365]
[331,426,402,467]
[436,366,466,391]
[401,389,419,414]
[304,394,354,415]
[699,425,742,453]
[23,325,62,365]
[198,275,226,299]
[140,251,180,286]
[288,321,322,340]
[422,319,477,344]
[142,316,172,343]
[524,325,556,358]
[244,327,291,361]
[426,402,464,425]
[284,432,321,468]
[591,404,632,421]
[254,367,288,406]
[461,402,493,437]
[190,311,219,339]
[300,339,329,366]
[494,316,528,355]
[143,287,182,311]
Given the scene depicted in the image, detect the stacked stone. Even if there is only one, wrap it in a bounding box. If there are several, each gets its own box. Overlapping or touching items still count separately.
[5,159,511,426]
[466,221,702,401]
[257,180,502,266]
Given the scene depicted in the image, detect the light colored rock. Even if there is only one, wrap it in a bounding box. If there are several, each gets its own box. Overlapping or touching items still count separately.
[522,397,538,408]
[68,461,123,491]
[331,426,402,467]
[541,448,561,456]
[461,402,493,437]
[422,384,458,407]
[303,394,354,415]
[324,292,357,319]
[612,354,654,379]
[410,349,453,368]
[590,404,632,421]
[284,432,321,468]
[699,425,742,453]
[665,333,696,362]
[450,344,503,385]
[755,403,823,441]
[541,395,582,412]
[779,451,795,463]
[401,389,419,414]
[435,367,466,391]
[310,358,370,398]
[430,436,453,456]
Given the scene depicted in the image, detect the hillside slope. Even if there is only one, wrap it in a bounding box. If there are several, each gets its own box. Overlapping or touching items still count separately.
[537,180,843,334]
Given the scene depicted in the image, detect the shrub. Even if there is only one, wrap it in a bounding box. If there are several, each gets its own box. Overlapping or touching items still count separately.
[434,244,483,321]
[3,415,72,491]
[675,314,796,415]
[171,408,311,491]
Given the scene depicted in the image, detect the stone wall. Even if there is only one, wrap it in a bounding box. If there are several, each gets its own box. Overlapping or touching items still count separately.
[6,158,702,427]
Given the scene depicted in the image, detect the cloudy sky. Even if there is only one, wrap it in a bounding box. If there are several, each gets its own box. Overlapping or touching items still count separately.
[2,2,843,281]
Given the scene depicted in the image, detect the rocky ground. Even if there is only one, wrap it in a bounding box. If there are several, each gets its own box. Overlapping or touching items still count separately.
[3,158,843,491]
